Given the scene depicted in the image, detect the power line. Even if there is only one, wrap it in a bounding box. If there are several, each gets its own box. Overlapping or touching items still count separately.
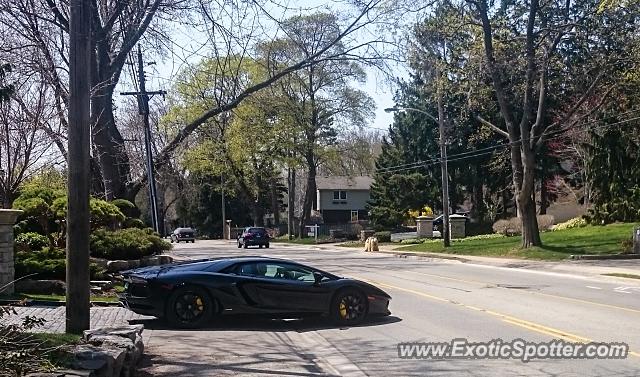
[375,112,640,175]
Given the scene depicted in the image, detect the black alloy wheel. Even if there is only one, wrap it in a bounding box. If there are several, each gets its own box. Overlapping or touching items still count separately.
[166,286,215,328]
[331,288,368,325]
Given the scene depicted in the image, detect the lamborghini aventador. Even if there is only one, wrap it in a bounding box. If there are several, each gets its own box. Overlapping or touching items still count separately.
[119,256,391,328]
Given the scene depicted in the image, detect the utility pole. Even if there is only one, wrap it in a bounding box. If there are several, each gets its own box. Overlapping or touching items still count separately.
[121,46,165,235]
[436,66,451,247]
[66,0,91,334]
[221,173,226,239]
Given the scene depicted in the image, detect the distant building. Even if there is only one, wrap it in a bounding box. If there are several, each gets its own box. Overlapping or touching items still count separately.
[316,176,373,224]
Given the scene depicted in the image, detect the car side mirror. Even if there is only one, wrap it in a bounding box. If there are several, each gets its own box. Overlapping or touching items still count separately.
[313,272,324,285]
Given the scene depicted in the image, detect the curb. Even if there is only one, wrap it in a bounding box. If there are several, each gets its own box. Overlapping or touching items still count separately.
[569,254,640,260]
[370,249,471,263]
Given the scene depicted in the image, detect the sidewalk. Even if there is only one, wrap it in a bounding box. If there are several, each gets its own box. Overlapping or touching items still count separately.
[372,244,640,281]
[4,306,151,333]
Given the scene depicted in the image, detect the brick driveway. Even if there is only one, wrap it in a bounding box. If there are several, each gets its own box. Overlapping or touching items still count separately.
[4,306,152,333]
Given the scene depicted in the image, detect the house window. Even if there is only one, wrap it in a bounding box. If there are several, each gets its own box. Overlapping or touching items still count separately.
[350,210,359,222]
[333,190,347,201]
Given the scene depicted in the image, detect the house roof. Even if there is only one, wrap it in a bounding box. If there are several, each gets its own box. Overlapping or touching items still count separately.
[316,176,373,190]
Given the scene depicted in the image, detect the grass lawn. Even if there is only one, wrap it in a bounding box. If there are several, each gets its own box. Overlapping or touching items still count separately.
[272,237,331,245]
[32,332,81,368]
[399,223,637,261]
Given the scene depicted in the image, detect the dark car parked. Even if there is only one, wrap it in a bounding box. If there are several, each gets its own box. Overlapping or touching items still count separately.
[237,227,270,249]
[170,227,196,243]
[119,256,391,328]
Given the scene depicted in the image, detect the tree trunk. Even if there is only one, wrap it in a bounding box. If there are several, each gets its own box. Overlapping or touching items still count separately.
[299,151,316,238]
[271,179,280,226]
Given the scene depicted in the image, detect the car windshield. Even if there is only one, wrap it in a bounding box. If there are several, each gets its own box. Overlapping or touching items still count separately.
[248,228,266,235]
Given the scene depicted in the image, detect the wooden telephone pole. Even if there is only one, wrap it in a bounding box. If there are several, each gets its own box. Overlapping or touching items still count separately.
[121,46,165,235]
[66,0,92,334]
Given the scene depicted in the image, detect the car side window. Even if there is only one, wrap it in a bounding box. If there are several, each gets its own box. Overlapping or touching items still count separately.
[231,262,316,282]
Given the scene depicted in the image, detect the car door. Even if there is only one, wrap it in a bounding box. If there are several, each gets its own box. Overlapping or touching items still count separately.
[235,262,331,312]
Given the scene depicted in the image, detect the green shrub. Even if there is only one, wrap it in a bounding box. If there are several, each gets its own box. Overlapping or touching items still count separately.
[90,228,171,260]
[111,199,141,218]
[621,238,634,254]
[553,217,587,231]
[123,218,145,229]
[15,247,65,280]
[15,232,49,252]
[15,247,103,280]
[373,231,391,242]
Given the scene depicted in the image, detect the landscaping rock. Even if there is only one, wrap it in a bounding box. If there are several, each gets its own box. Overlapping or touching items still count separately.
[73,343,126,377]
[15,279,66,295]
[77,325,144,377]
[90,258,109,269]
[84,324,144,343]
[106,260,130,272]
[140,256,160,267]
[87,335,139,377]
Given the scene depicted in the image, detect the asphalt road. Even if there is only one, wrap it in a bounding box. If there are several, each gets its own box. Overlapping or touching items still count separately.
[139,240,640,377]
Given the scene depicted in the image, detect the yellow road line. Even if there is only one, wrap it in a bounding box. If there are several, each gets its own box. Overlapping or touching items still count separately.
[404,270,640,315]
[358,277,640,358]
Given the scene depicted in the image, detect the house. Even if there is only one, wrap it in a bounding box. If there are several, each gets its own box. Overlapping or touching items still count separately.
[316,176,373,224]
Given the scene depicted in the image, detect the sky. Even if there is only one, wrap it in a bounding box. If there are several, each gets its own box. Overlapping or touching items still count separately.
[128,0,408,135]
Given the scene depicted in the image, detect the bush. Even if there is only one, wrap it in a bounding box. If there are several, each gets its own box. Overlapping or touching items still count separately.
[15,247,66,280]
[15,232,49,252]
[553,217,587,231]
[123,218,145,229]
[537,215,555,231]
[111,199,141,218]
[373,231,391,242]
[90,228,171,260]
[493,215,555,235]
[621,238,634,254]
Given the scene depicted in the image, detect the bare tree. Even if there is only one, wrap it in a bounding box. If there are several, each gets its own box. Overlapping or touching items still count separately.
[0,82,59,208]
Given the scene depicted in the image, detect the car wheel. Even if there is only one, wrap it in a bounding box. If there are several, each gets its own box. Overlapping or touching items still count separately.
[243,242,248,249]
[330,288,368,326]
[258,244,263,249]
[265,243,270,249]
[166,286,215,329]
[237,241,242,248]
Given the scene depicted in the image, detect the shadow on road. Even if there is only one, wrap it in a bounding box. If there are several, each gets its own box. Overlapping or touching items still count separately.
[130,314,401,332]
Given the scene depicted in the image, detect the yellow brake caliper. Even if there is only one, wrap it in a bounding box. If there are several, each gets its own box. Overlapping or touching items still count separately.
[196,297,204,312]
[339,300,347,318]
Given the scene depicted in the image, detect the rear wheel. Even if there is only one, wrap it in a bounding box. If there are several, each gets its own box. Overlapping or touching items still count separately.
[243,242,248,249]
[166,286,215,328]
[258,244,263,249]
[330,288,368,326]
[265,243,270,249]
[237,241,242,248]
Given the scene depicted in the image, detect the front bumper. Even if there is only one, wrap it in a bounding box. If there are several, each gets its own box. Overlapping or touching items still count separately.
[368,295,391,316]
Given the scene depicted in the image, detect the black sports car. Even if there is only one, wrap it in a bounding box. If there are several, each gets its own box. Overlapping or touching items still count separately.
[119,257,391,328]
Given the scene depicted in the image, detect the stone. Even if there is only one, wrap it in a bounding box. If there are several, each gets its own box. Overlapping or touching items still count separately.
[140,256,160,267]
[73,343,126,377]
[84,324,144,343]
[90,258,109,269]
[449,214,467,239]
[0,209,22,225]
[106,260,130,272]
[416,216,434,238]
[15,279,66,295]
[87,335,137,377]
